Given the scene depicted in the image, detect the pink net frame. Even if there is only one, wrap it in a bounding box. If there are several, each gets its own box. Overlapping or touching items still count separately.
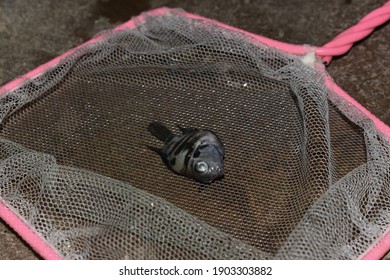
[0,4,389,260]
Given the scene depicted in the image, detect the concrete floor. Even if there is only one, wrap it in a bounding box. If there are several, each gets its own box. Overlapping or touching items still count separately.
[0,0,389,259]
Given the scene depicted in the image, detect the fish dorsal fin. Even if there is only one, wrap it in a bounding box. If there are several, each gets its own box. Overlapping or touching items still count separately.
[177,125,198,134]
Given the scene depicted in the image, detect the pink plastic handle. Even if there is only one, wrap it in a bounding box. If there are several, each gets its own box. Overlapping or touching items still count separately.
[316,1,390,64]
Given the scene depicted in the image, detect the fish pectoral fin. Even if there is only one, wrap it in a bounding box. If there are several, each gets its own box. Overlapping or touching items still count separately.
[177,125,198,134]
[146,145,170,166]
[147,145,164,157]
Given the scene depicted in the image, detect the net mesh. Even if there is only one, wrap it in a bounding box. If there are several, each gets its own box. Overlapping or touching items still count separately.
[0,9,389,259]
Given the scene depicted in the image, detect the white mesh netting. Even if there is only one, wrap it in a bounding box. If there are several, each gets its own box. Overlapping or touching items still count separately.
[0,9,389,259]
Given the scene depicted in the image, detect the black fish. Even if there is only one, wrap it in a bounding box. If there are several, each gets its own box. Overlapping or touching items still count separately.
[148,122,225,183]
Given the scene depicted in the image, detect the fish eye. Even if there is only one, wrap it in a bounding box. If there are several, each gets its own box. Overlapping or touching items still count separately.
[195,161,208,173]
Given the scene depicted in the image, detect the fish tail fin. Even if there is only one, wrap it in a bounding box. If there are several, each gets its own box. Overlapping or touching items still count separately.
[148,122,174,142]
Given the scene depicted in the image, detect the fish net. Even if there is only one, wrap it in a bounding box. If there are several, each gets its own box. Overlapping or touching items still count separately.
[0,7,389,259]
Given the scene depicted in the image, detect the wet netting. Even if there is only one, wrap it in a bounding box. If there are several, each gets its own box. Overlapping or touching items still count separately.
[0,8,389,259]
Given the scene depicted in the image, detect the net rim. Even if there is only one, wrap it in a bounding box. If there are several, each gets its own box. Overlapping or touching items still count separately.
[0,201,62,260]
[361,227,390,260]
[0,7,389,260]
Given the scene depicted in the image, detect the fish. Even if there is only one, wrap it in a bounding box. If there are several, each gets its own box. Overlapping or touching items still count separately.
[148,122,225,184]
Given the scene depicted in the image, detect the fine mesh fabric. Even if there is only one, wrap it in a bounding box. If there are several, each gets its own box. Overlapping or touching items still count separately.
[0,9,389,259]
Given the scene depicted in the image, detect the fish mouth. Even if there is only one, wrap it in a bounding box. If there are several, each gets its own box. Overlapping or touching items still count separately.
[207,174,225,184]
[212,166,224,177]
[201,168,224,184]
